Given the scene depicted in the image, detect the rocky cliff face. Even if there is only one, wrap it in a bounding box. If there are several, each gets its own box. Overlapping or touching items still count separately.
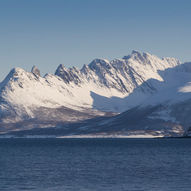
[31,66,41,77]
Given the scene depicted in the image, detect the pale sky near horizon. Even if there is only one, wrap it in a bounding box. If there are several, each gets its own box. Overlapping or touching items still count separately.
[0,0,191,81]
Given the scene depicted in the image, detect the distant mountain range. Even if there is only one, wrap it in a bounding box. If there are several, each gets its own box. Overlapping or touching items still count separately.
[1,50,191,138]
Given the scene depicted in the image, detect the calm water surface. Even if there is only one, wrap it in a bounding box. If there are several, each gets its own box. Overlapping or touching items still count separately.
[0,138,191,191]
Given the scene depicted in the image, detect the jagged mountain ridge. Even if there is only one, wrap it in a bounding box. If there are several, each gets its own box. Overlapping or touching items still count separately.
[55,50,180,93]
[0,50,188,135]
[5,61,191,138]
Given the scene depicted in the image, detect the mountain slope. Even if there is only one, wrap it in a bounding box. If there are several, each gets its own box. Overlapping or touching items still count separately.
[1,50,189,136]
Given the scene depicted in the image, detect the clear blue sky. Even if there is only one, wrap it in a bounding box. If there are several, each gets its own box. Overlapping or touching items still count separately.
[0,0,191,81]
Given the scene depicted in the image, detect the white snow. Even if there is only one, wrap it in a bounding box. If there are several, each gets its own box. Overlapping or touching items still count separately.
[0,50,189,124]
[56,134,164,138]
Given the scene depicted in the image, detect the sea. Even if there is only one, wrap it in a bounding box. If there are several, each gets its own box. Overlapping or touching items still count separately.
[0,138,191,191]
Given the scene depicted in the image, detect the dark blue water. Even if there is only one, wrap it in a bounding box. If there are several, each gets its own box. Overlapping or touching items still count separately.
[0,138,191,191]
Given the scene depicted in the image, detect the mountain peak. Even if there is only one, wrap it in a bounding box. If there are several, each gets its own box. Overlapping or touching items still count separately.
[122,50,141,60]
[88,58,110,71]
[132,50,141,55]
[55,64,81,84]
[55,64,68,74]
[0,67,26,88]
[31,66,41,77]
[123,50,150,61]
[11,67,25,73]
[7,67,26,78]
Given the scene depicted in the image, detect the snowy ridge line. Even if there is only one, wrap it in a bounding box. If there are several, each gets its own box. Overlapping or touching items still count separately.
[1,50,191,137]
[0,50,180,115]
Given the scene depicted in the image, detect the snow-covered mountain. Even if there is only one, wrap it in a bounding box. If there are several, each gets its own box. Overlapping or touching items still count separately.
[1,50,191,137]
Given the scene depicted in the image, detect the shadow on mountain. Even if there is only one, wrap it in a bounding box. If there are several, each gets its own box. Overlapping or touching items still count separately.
[90,91,126,113]
[2,62,191,137]
[90,62,191,112]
